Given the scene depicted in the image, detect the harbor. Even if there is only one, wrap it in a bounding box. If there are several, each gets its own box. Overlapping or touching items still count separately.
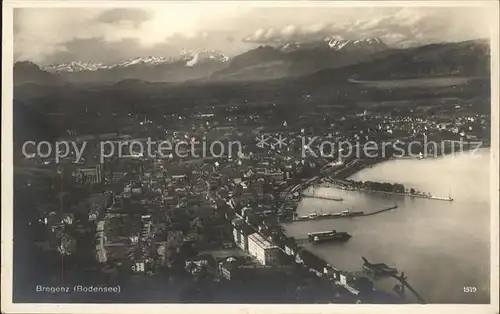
[282,149,490,303]
[281,205,398,223]
[294,229,352,245]
[322,180,454,202]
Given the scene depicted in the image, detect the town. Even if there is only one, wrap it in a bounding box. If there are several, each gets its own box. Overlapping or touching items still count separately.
[15,97,490,303]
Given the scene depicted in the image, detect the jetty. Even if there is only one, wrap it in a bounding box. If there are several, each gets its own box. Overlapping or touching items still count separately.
[361,257,426,304]
[282,205,398,223]
[389,272,426,304]
[301,193,344,201]
[361,205,398,216]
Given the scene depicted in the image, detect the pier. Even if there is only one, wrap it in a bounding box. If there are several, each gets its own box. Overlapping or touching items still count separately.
[361,205,398,216]
[358,189,454,202]
[301,193,344,201]
[389,272,426,304]
[282,205,398,224]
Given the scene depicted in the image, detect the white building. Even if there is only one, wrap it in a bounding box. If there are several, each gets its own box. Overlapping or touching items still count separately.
[62,214,73,225]
[247,233,279,265]
[233,226,248,251]
[132,261,145,272]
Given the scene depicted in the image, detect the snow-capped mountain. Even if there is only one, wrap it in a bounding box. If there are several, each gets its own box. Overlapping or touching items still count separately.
[38,38,390,83]
[112,56,175,68]
[324,37,387,51]
[44,61,109,73]
[44,50,229,74]
[44,57,179,73]
[181,50,229,65]
[183,50,229,67]
[212,37,390,81]
[279,42,302,52]
[277,37,388,52]
[42,50,230,83]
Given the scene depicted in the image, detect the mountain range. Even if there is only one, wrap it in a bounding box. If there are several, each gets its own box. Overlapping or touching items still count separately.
[29,37,390,84]
[40,50,229,84]
[14,38,490,87]
[210,37,390,81]
[13,38,490,145]
[301,39,490,83]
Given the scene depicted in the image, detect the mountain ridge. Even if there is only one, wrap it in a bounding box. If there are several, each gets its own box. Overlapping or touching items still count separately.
[39,50,229,84]
[210,37,391,81]
[14,61,68,87]
[14,39,490,88]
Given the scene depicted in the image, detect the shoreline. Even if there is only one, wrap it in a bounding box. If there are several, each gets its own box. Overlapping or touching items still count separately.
[281,205,398,224]
[322,183,453,201]
[289,145,489,216]
[324,143,490,189]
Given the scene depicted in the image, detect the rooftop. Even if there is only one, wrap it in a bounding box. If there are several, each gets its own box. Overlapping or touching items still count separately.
[248,233,277,250]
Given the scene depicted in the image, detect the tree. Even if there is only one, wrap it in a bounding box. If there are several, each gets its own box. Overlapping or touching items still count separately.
[393,183,405,193]
[58,232,77,255]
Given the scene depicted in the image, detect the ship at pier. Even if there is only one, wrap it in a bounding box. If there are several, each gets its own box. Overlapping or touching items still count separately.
[308,230,352,243]
[335,209,364,217]
[429,195,454,201]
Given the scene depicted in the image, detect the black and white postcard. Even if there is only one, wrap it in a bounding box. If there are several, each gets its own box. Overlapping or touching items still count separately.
[2,1,499,313]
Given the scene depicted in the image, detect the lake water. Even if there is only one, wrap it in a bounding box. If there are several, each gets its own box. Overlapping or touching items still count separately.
[283,149,491,303]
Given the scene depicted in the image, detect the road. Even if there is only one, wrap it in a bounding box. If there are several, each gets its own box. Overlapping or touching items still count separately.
[96,220,107,263]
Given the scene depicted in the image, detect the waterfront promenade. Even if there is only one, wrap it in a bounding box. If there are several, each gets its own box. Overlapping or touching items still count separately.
[326,180,454,202]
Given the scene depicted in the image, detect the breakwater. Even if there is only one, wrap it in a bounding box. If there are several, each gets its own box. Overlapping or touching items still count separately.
[360,205,398,216]
[301,193,343,201]
[282,205,398,224]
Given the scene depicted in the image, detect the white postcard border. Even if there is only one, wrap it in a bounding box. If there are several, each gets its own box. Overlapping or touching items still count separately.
[2,1,499,314]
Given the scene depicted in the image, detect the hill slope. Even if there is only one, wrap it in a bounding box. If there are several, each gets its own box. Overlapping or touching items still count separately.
[211,38,390,81]
[302,39,490,85]
[14,61,66,86]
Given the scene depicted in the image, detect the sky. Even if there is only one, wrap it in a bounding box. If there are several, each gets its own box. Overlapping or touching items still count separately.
[13,4,493,65]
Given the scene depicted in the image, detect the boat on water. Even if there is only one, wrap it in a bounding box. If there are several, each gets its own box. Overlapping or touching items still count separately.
[309,230,351,243]
[308,230,337,240]
[430,195,454,201]
[294,209,364,221]
[318,212,334,218]
[296,215,310,220]
[362,256,398,275]
[333,209,364,217]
